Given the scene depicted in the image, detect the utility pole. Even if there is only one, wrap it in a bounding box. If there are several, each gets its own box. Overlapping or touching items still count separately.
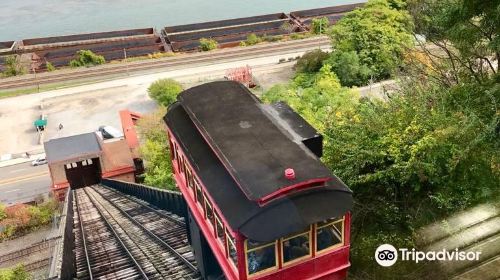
[32,66,40,92]
[123,48,129,76]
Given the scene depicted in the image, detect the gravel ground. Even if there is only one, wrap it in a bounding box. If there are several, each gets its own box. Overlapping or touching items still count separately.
[0,226,53,257]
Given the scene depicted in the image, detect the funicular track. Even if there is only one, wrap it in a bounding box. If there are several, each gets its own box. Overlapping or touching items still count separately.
[73,185,200,279]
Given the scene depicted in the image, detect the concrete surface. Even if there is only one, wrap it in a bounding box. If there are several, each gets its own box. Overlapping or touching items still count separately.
[0,51,308,155]
[417,202,500,280]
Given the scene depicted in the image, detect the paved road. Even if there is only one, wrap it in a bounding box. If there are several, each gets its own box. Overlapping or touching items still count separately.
[0,162,50,205]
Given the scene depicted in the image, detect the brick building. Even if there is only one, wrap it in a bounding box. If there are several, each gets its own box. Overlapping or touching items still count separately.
[44,132,136,200]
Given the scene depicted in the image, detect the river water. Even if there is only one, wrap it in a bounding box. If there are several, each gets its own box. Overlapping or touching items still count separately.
[0,0,363,41]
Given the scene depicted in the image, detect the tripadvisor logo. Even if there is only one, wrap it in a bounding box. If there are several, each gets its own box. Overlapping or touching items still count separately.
[375,244,482,267]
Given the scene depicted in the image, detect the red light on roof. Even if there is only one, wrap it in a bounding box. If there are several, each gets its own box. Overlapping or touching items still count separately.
[285,168,295,180]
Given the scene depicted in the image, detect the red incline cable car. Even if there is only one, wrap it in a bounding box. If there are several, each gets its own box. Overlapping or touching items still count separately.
[164,81,353,280]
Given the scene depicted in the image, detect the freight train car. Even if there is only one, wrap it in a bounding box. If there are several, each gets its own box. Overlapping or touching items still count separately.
[164,81,353,280]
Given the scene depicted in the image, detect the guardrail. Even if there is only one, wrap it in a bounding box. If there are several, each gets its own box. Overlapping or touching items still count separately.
[101,179,188,219]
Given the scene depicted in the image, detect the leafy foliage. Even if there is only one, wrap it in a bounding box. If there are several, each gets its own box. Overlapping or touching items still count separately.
[0,200,59,241]
[137,107,176,190]
[311,17,330,34]
[294,49,329,74]
[147,78,183,106]
[45,61,56,72]
[2,55,26,77]
[199,38,218,51]
[69,50,105,67]
[262,3,499,279]
[326,50,372,87]
[245,33,262,46]
[263,64,356,132]
[0,204,6,221]
[0,264,31,280]
[329,0,413,82]
[407,0,499,86]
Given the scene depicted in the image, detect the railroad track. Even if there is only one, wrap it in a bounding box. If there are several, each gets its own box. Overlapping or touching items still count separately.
[24,258,50,272]
[0,237,58,264]
[73,185,200,279]
[0,37,330,90]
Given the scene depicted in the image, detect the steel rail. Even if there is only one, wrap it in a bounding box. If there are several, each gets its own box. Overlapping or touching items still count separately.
[1,39,326,88]
[73,191,94,280]
[0,239,56,263]
[4,36,326,83]
[0,37,330,90]
[90,185,198,273]
[98,184,185,227]
[80,188,150,280]
[84,187,166,279]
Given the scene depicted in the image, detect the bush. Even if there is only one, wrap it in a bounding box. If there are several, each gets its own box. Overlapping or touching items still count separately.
[294,49,329,73]
[311,17,329,34]
[0,200,59,241]
[290,33,305,40]
[147,78,183,107]
[137,108,176,190]
[46,61,56,72]
[2,55,26,77]
[262,35,283,42]
[28,200,58,228]
[0,264,31,280]
[69,50,106,67]
[199,38,218,51]
[245,33,262,46]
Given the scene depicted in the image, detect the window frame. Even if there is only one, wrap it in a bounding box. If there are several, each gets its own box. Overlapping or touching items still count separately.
[204,194,214,225]
[280,226,313,267]
[315,216,345,255]
[195,181,204,208]
[215,212,225,247]
[244,239,279,277]
[226,230,238,269]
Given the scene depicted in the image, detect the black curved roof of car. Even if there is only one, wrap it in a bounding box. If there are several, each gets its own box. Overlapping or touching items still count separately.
[164,81,352,242]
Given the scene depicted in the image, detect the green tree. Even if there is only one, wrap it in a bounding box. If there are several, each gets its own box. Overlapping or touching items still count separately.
[294,49,329,74]
[408,0,499,85]
[147,78,183,107]
[69,50,105,67]
[326,50,372,86]
[311,17,329,34]
[329,0,413,81]
[2,55,26,77]
[199,38,218,51]
[137,108,176,190]
[263,64,356,131]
